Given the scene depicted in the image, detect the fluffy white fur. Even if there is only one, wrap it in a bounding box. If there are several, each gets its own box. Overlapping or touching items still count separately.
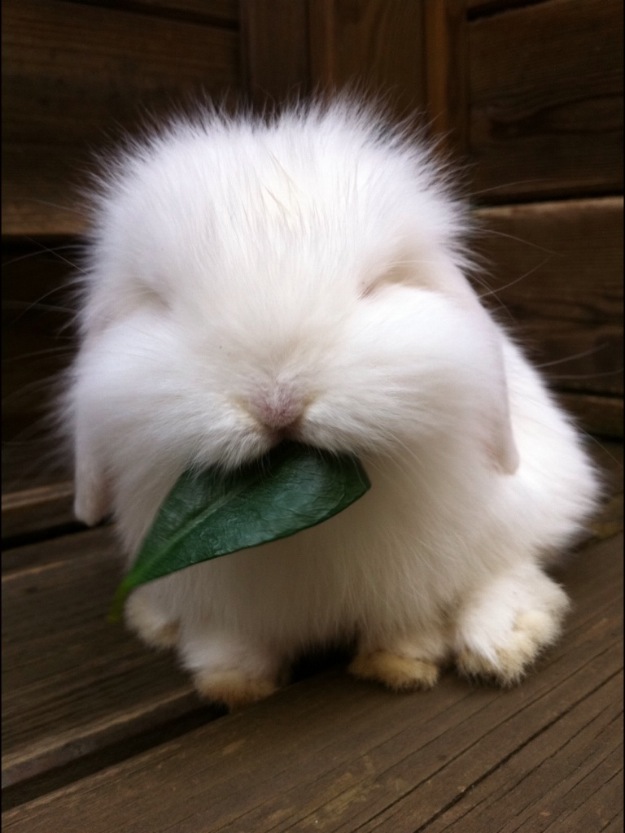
[66,101,600,709]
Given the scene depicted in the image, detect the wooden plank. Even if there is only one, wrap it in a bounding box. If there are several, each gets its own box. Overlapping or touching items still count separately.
[469,0,623,201]
[423,0,468,154]
[2,483,76,541]
[3,529,622,832]
[560,393,623,441]
[1,240,77,536]
[1,528,202,789]
[69,0,239,26]
[366,675,623,832]
[473,198,623,398]
[240,0,311,106]
[2,241,77,442]
[467,0,543,15]
[1,448,74,516]
[2,525,106,575]
[2,0,240,237]
[585,441,623,543]
[308,0,426,123]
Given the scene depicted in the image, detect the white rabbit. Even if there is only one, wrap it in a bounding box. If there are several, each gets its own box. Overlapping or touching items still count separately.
[66,100,600,709]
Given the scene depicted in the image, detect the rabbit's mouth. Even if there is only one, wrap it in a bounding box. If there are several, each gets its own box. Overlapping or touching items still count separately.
[265,419,304,447]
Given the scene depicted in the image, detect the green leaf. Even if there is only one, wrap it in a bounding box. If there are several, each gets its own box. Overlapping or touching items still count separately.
[110,442,370,621]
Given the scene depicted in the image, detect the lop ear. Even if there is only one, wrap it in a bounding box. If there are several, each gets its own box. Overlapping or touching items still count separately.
[482,374,520,476]
[73,415,112,526]
[425,258,520,475]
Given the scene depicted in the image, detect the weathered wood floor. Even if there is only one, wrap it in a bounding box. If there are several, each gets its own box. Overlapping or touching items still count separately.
[2,443,622,832]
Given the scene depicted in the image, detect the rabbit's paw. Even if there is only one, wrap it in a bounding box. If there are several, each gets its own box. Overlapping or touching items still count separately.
[455,564,570,686]
[125,590,180,650]
[193,669,278,710]
[349,650,440,691]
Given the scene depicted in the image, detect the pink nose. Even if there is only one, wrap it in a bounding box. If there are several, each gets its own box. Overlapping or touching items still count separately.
[252,389,304,431]
[256,397,303,430]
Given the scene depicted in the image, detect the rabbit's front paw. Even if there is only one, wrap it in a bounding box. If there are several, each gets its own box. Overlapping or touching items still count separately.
[125,590,180,650]
[455,564,570,685]
[193,669,278,710]
[349,650,440,691]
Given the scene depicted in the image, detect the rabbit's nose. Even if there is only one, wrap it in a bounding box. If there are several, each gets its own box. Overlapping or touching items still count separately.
[249,381,311,435]
[254,392,305,431]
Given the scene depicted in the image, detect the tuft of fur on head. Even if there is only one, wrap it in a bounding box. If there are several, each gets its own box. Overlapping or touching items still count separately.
[66,99,491,523]
[79,97,473,326]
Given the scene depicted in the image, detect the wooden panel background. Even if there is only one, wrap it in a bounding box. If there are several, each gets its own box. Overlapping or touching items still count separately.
[468,0,623,202]
[475,198,623,393]
[1,0,246,533]
[308,0,426,121]
[2,244,77,443]
[2,0,241,236]
[424,0,623,439]
[240,0,312,103]
[468,0,623,436]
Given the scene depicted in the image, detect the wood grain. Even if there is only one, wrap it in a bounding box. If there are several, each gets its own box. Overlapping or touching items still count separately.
[308,0,426,123]
[69,0,239,26]
[2,483,76,542]
[467,0,543,15]
[423,0,468,153]
[240,0,311,105]
[3,525,621,831]
[1,528,202,789]
[560,393,623,441]
[369,674,623,833]
[2,241,77,443]
[468,0,623,201]
[473,198,623,398]
[2,0,240,236]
